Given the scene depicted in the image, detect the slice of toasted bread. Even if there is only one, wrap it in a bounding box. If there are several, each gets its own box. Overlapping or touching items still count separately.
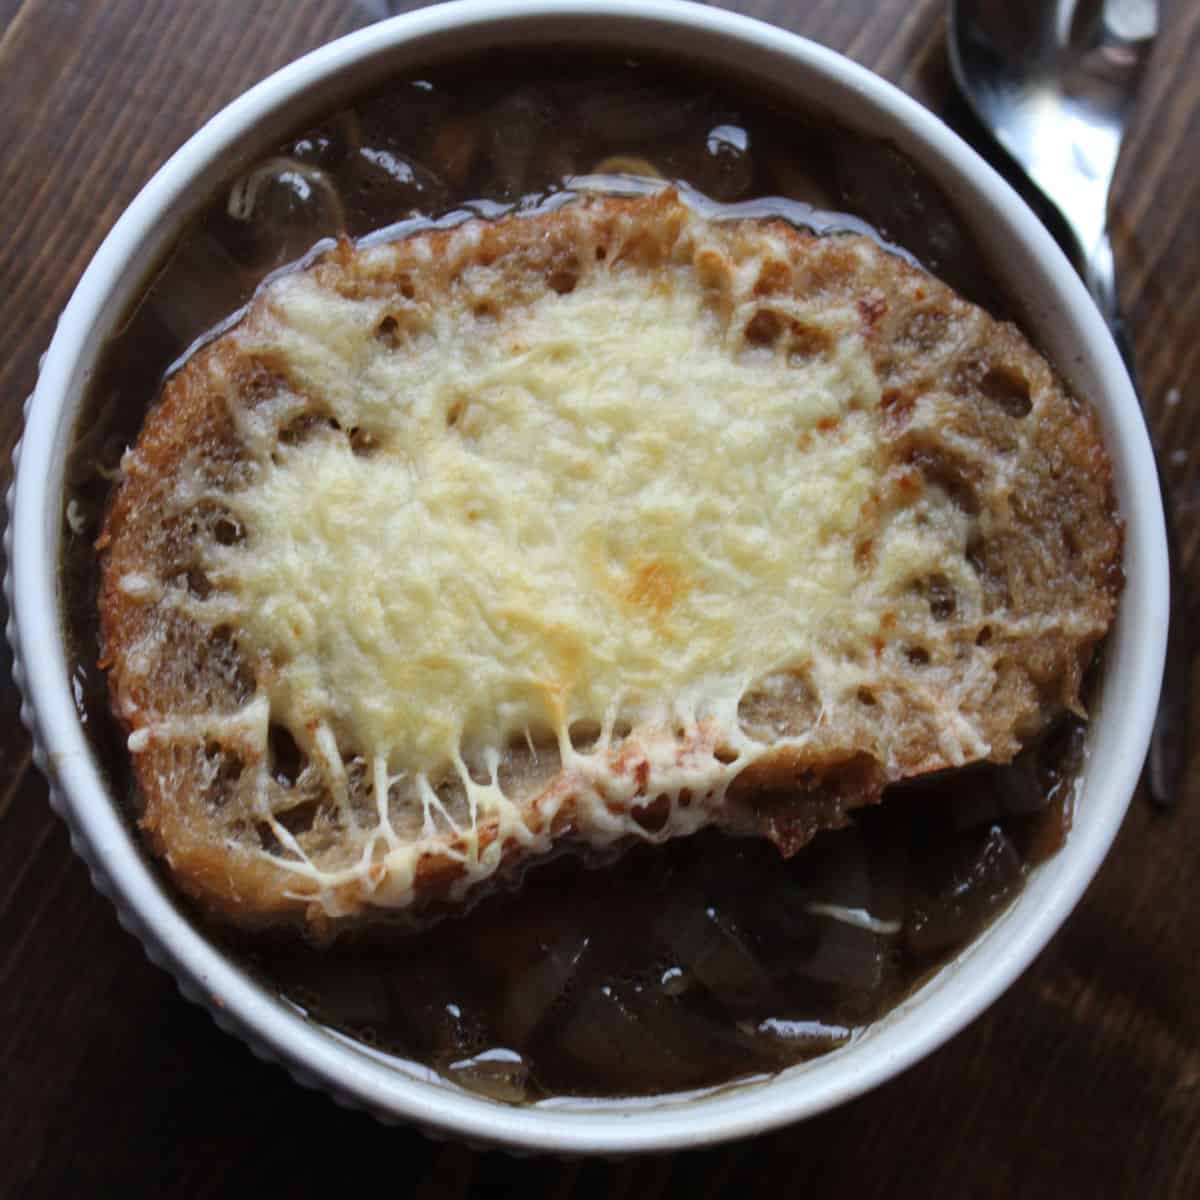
[98,189,1121,936]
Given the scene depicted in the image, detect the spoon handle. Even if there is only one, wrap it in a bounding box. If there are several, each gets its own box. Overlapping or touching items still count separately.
[1089,232,1190,808]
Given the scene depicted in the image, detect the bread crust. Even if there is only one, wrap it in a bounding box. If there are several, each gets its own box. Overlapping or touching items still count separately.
[98,190,1122,935]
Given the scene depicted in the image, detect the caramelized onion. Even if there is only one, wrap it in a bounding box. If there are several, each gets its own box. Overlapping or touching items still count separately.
[226,158,345,269]
[497,930,588,1045]
[447,1047,532,1104]
[556,984,700,1091]
[907,824,1025,960]
[654,893,780,1015]
[576,86,698,143]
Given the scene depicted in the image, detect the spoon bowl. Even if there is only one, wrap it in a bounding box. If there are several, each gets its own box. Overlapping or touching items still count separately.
[948,0,1156,313]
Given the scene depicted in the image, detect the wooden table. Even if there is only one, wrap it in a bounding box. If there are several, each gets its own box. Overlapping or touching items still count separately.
[2,1,1197,1194]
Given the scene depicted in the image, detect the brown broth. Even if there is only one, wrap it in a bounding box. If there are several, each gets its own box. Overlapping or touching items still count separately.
[227,722,1080,1102]
[63,50,1082,1101]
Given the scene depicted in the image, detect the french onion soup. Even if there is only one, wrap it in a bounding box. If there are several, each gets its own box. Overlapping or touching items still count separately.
[66,53,1121,1100]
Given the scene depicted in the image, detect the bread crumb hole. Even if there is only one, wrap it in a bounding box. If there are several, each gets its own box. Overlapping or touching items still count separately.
[595,245,607,261]
[907,444,979,515]
[279,412,328,447]
[714,745,738,765]
[212,515,243,546]
[977,626,994,647]
[549,269,578,295]
[906,646,930,666]
[856,688,877,707]
[568,720,601,753]
[632,795,670,833]
[745,309,783,346]
[375,315,400,347]
[277,799,321,836]
[349,427,380,456]
[981,366,1032,417]
[269,723,305,787]
[254,820,284,856]
[183,567,211,599]
[612,719,633,740]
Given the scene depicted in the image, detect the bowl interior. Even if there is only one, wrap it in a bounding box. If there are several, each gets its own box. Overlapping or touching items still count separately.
[9,0,1166,1155]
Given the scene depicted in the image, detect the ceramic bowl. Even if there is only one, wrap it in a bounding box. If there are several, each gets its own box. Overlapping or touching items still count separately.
[4,0,1167,1155]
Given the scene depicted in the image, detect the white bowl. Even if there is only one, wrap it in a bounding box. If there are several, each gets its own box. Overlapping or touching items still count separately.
[5,0,1167,1156]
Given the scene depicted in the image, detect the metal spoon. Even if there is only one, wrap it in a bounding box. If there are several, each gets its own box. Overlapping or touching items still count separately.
[949,0,1186,807]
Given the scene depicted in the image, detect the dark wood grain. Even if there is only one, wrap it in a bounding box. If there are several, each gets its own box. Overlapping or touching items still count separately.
[2,0,1197,1195]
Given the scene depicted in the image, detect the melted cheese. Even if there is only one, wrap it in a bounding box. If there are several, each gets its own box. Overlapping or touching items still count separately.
[210,259,956,774]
